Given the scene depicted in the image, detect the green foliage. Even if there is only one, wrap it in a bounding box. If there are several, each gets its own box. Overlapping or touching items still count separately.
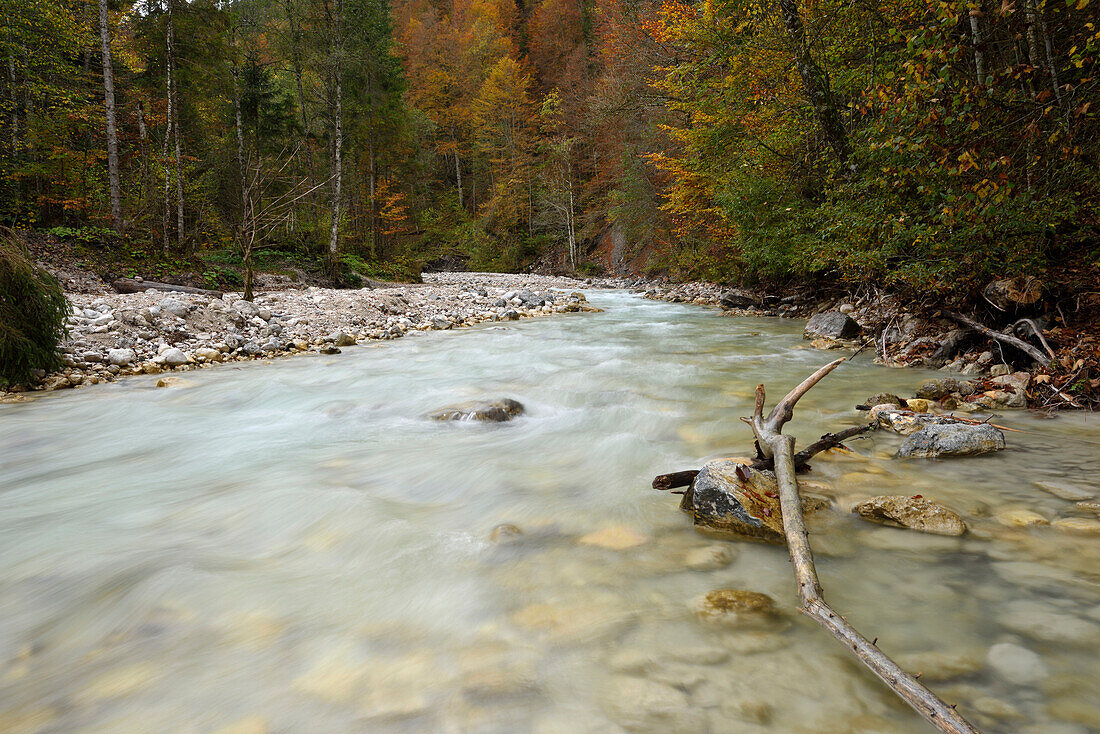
[0,233,68,386]
[45,226,118,246]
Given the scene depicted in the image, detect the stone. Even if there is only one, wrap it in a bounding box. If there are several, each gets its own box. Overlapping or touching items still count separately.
[319,345,341,355]
[578,525,649,550]
[683,544,736,571]
[328,331,356,347]
[1034,480,1096,502]
[996,509,1049,527]
[428,398,525,422]
[990,364,1012,377]
[904,398,933,413]
[862,392,902,408]
[1000,600,1100,644]
[600,676,706,732]
[1076,501,1100,516]
[194,347,223,362]
[915,379,952,400]
[804,311,861,339]
[1052,517,1100,534]
[690,589,782,627]
[489,524,523,544]
[161,347,188,366]
[987,642,1048,685]
[683,459,785,542]
[852,495,967,536]
[107,348,136,366]
[871,406,960,435]
[718,290,759,309]
[162,298,190,318]
[897,423,1006,458]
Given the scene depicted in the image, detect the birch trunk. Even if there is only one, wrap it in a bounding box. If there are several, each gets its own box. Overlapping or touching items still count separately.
[327,0,343,274]
[98,0,122,229]
[167,0,184,247]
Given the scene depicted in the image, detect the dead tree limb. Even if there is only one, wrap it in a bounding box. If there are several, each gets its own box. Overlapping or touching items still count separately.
[943,311,1050,367]
[1011,318,1056,361]
[744,358,983,734]
[112,278,223,297]
[652,470,699,491]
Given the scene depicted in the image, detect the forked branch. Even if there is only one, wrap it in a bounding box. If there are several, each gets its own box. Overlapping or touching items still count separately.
[753,362,982,734]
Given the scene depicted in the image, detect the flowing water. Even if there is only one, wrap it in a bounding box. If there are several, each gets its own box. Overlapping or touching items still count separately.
[1,291,1098,734]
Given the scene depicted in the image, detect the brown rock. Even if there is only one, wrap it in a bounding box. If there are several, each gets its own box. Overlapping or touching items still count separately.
[852,495,967,536]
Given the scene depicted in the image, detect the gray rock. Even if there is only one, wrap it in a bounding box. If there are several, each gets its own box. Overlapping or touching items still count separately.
[862,392,903,408]
[107,348,136,366]
[804,311,861,339]
[319,345,341,355]
[82,351,104,364]
[897,423,1006,458]
[501,309,520,321]
[428,398,525,422]
[328,331,356,347]
[987,642,1048,685]
[718,290,759,309]
[161,348,188,366]
[162,298,190,318]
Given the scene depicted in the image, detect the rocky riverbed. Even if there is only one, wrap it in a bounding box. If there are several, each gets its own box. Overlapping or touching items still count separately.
[2,272,596,397]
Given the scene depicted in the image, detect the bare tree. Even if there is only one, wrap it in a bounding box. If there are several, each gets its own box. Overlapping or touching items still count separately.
[97,0,122,229]
[325,0,344,277]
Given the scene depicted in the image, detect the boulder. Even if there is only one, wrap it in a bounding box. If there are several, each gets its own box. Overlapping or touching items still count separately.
[852,495,967,536]
[107,348,136,366]
[871,406,961,435]
[428,398,525,422]
[804,311,861,340]
[161,348,188,367]
[862,392,903,409]
[328,331,356,347]
[682,458,829,543]
[718,290,760,309]
[897,423,1006,458]
[915,378,960,400]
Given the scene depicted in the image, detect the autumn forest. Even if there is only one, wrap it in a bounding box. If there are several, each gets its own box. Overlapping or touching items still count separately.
[2,0,1098,290]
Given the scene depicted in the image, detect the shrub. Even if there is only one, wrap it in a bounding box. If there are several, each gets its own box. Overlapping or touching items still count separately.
[0,232,68,386]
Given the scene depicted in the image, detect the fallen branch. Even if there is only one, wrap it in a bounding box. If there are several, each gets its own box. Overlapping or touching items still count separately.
[112,278,223,297]
[745,358,982,734]
[1011,318,1056,361]
[750,424,873,471]
[652,470,699,491]
[943,311,1050,367]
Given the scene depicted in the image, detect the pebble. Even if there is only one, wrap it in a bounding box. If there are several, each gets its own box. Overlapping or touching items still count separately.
[683,544,737,570]
[1052,517,1100,534]
[996,509,1050,527]
[578,525,649,550]
[1035,480,1096,502]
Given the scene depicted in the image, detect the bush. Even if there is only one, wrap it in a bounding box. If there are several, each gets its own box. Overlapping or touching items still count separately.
[0,232,68,386]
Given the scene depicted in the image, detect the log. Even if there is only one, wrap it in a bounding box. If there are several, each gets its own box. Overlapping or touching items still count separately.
[943,311,1050,367]
[652,469,699,490]
[745,359,983,734]
[112,277,223,297]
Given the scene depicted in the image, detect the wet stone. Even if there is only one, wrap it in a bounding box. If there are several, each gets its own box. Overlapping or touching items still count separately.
[428,398,525,422]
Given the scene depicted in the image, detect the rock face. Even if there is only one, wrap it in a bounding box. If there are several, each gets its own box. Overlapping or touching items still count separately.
[428,398,525,422]
[852,495,967,536]
[804,311,861,340]
[897,423,1006,458]
[682,458,828,542]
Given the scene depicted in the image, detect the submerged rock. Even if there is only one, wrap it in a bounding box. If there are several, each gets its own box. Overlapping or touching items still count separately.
[578,525,649,550]
[690,589,782,627]
[429,398,525,422]
[852,495,967,536]
[804,311,861,340]
[897,423,1006,458]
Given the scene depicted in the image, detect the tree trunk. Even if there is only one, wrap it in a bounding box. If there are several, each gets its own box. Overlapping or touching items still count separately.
[231,30,247,228]
[452,128,463,209]
[162,10,175,252]
[284,0,314,182]
[327,0,343,276]
[97,0,122,230]
[776,0,850,159]
[167,0,184,248]
[969,9,985,84]
[368,134,377,260]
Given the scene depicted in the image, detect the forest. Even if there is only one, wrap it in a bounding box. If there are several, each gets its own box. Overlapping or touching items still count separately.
[1,0,1098,290]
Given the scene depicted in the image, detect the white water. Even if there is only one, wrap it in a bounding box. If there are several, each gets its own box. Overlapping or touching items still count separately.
[1,291,1098,734]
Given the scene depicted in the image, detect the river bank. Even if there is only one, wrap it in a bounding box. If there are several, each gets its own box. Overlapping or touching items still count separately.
[1,272,595,399]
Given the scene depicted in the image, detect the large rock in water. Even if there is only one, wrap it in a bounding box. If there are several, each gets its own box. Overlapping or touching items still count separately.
[897,423,1006,458]
[428,398,525,422]
[682,458,829,543]
[804,311,861,339]
[852,495,967,536]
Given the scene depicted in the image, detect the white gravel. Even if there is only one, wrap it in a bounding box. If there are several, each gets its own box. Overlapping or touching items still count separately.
[8,272,596,394]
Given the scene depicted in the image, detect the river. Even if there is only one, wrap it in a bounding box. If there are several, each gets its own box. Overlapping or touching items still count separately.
[1,290,1097,734]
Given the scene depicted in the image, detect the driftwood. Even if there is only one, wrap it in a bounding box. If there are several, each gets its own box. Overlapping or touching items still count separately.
[742,358,981,734]
[943,310,1050,367]
[112,277,223,297]
[652,469,699,490]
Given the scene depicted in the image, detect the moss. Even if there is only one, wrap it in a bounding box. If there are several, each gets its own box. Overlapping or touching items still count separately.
[0,232,68,386]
